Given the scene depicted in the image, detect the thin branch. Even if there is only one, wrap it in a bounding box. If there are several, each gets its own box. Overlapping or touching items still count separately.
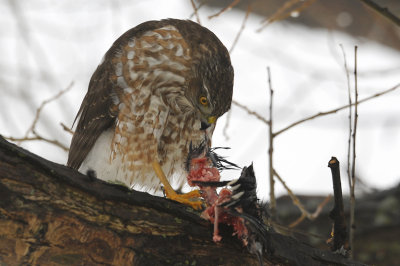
[274,83,400,137]
[271,221,327,240]
[23,83,73,139]
[267,67,276,217]
[8,0,63,135]
[311,194,332,220]
[232,100,270,124]
[274,170,306,218]
[257,0,318,32]
[5,82,74,152]
[60,122,74,135]
[289,195,331,228]
[208,0,241,19]
[190,0,201,24]
[189,0,208,20]
[274,170,329,225]
[340,44,353,198]
[358,0,400,26]
[222,6,256,140]
[229,4,252,54]
[259,0,298,25]
[349,46,359,258]
[5,136,69,152]
[288,213,307,229]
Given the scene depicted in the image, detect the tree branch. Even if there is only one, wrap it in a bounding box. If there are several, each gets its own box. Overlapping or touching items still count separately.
[328,157,349,254]
[0,136,365,265]
[358,0,400,26]
[274,83,400,137]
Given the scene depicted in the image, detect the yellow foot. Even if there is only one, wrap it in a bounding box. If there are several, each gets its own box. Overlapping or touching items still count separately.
[167,192,203,210]
[179,189,202,199]
[152,161,203,210]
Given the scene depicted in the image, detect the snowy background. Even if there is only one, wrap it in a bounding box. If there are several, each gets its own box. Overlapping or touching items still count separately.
[1,0,399,201]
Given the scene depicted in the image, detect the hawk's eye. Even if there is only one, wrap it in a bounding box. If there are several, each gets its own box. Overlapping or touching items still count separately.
[199,96,208,106]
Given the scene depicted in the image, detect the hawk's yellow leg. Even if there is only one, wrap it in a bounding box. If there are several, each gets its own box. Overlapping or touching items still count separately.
[152,161,203,210]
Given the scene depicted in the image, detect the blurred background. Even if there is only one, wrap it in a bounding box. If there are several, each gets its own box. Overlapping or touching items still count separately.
[1,0,399,264]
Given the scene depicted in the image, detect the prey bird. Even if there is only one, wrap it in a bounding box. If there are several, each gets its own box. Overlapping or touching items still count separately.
[186,143,271,265]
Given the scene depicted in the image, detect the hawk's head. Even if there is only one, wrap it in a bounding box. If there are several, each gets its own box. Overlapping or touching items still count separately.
[103,18,234,130]
[177,19,234,129]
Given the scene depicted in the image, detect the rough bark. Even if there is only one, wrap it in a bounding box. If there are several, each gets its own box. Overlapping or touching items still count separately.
[0,136,364,265]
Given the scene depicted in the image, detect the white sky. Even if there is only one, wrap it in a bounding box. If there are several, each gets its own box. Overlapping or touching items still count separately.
[1,0,399,201]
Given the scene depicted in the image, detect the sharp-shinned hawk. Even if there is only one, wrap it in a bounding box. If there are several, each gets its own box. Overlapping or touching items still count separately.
[67,19,234,208]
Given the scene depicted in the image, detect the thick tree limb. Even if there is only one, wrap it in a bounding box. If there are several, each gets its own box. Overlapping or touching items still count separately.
[0,136,364,265]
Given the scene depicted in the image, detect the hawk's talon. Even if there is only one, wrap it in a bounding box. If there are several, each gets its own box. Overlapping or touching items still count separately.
[178,189,202,199]
[153,161,203,210]
[167,193,203,210]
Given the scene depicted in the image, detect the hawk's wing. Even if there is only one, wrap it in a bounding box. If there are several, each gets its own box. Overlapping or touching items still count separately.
[67,61,118,170]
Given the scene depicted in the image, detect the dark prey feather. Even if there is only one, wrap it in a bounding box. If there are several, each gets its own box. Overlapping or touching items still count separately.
[185,141,240,172]
[191,180,231,187]
[220,164,271,266]
[194,162,271,265]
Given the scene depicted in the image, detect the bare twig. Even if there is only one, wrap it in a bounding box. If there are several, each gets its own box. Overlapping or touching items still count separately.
[327,157,348,254]
[288,214,307,229]
[311,194,332,219]
[349,46,359,258]
[266,68,330,223]
[259,0,298,25]
[229,4,252,54]
[358,0,400,26]
[288,213,307,229]
[267,67,276,217]
[5,82,73,152]
[232,100,269,125]
[23,83,73,139]
[340,45,353,198]
[60,122,74,135]
[274,83,400,137]
[257,0,318,32]
[8,0,64,135]
[190,0,201,24]
[208,0,241,19]
[273,170,305,219]
[274,170,330,226]
[189,0,208,19]
[5,136,69,152]
[222,4,254,140]
[271,221,326,240]
[289,195,331,228]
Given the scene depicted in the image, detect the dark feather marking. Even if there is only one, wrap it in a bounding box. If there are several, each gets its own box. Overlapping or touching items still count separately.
[191,180,230,187]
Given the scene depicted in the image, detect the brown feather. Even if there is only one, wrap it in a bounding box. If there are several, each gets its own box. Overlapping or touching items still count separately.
[67,62,117,169]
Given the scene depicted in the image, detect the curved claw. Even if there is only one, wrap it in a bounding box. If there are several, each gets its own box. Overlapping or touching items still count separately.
[168,193,203,210]
[153,161,203,210]
[179,189,202,199]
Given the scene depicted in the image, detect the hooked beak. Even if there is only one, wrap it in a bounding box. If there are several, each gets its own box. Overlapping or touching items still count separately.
[200,116,217,130]
[208,116,216,124]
